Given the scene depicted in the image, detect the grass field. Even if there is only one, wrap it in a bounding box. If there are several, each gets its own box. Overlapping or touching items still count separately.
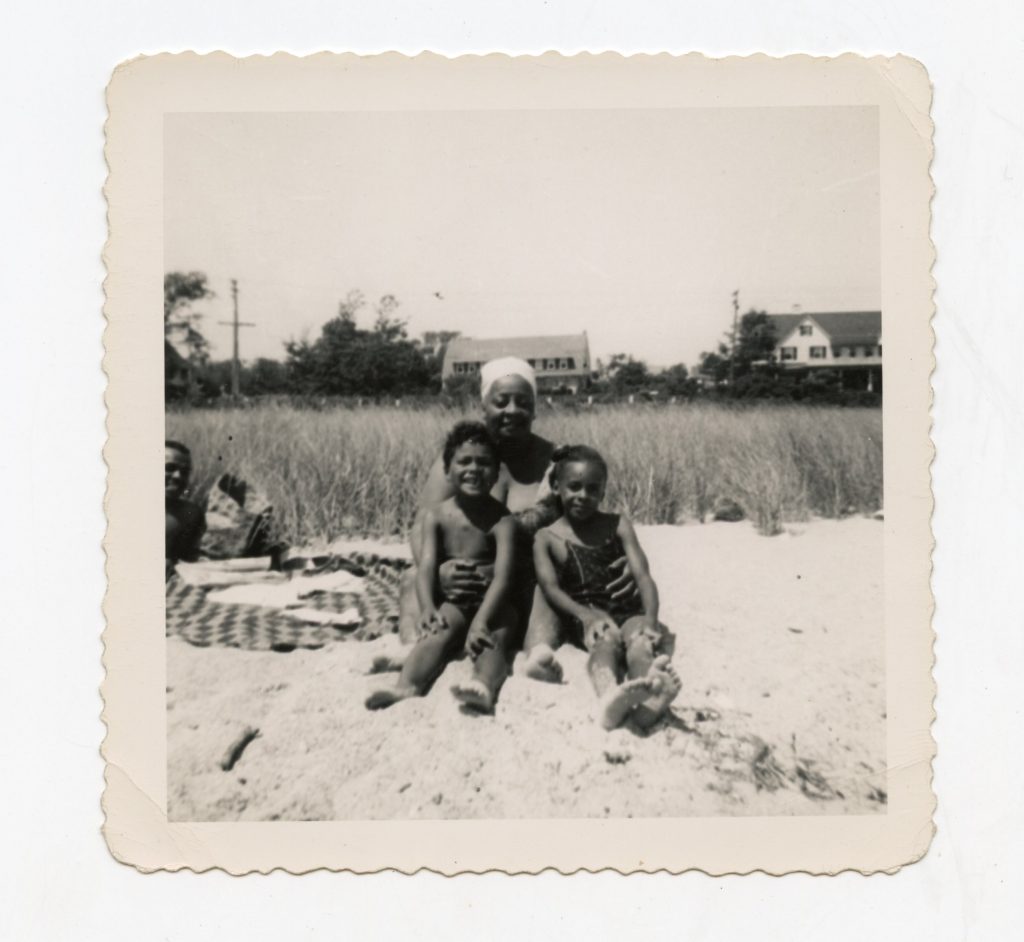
[166,402,882,543]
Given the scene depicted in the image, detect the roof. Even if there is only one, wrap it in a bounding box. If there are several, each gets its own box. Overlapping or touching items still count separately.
[444,333,589,367]
[768,311,881,347]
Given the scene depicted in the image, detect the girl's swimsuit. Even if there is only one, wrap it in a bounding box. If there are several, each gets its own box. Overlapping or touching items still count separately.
[554,531,646,647]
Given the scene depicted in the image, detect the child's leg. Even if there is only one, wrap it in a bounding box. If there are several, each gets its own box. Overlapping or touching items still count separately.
[452,603,520,714]
[621,617,682,729]
[622,616,657,680]
[585,626,663,730]
[366,604,468,709]
[397,568,422,645]
[522,586,565,683]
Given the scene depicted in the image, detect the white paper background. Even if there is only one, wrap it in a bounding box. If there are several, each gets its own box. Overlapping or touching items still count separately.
[2,0,1020,938]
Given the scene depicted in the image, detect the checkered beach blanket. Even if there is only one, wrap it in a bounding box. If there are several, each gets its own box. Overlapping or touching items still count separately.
[166,551,409,652]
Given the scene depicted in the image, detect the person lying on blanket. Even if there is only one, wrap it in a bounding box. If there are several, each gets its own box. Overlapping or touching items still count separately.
[165,440,205,568]
[397,356,640,682]
[367,422,518,714]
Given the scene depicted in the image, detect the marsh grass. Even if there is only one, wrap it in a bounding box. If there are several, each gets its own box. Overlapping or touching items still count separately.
[167,402,882,543]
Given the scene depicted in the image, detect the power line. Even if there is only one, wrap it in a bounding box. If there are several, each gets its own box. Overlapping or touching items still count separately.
[218,279,256,397]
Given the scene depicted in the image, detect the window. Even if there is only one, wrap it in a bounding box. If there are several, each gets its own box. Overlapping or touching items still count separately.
[877,344,882,356]
[839,346,851,358]
[809,346,827,359]
[545,358,558,371]
[558,358,569,370]
[566,357,575,370]
[799,324,813,336]
[862,346,874,357]
[780,346,797,361]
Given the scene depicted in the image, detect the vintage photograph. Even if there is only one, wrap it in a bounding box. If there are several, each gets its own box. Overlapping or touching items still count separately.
[103,52,933,873]
[163,105,887,821]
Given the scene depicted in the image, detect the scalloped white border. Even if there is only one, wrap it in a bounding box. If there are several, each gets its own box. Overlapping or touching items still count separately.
[102,51,934,875]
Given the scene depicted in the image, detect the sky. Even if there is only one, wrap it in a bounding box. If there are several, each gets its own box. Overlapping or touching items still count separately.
[164,107,879,369]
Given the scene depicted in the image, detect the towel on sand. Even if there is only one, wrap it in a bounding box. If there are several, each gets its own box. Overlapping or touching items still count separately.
[166,551,409,652]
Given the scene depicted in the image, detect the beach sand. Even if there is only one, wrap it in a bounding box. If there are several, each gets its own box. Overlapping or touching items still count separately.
[167,517,885,820]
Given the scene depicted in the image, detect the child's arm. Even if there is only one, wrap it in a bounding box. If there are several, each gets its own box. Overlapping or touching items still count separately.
[409,456,456,564]
[466,516,516,655]
[616,515,659,624]
[533,531,613,629]
[415,509,446,632]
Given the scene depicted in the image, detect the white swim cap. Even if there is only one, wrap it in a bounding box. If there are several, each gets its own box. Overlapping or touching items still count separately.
[480,356,537,402]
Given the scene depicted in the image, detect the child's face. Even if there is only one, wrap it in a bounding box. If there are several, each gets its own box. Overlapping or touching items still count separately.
[556,460,606,522]
[447,442,499,498]
[165,447,192,499]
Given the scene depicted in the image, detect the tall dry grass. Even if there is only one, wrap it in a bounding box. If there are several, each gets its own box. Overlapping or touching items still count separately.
[167,402,881,543]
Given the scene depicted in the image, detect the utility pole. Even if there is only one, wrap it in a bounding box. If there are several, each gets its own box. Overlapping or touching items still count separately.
[729,289,740,385]
[219,279,255,398]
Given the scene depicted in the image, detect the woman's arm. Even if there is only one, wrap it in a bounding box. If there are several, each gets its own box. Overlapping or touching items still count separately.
[616,516,659,623]
[510,493,561,539]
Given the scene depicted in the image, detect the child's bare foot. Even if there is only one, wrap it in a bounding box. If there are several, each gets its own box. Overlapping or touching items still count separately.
[599,676,663,730]
[451,679,495,714]
[645,655,682,714]
[367,653,406,674]
[365,685,417,710]
[524,644,564,684]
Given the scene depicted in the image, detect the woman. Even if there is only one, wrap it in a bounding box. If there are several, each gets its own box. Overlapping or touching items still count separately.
[398,356,637,685]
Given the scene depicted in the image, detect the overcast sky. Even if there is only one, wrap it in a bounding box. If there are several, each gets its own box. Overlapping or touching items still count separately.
[165,107,879,369]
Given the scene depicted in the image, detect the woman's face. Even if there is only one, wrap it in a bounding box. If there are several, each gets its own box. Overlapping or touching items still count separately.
[483,375,535,443]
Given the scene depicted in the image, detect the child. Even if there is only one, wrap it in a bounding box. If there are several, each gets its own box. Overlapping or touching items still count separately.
[366,421,519,715]
[165,440,206,569]
[533,445,680,730]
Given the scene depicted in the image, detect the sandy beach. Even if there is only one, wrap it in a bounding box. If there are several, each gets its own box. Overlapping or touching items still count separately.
[167,517,885,820]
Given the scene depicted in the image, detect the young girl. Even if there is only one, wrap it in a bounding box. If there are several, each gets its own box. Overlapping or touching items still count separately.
[366,421,519,715]
[533,445,681,730]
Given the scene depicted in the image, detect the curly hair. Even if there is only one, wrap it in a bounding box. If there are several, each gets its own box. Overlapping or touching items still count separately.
[442,420,499,471]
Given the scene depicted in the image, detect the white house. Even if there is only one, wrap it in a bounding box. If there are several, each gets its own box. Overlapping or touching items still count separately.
[766,311,882,392]
[442,333,592,393]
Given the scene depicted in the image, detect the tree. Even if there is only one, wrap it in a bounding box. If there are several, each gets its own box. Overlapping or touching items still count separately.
[419,330,461,387]
[698,308,778,388]
[606,353,653,393]
[657,363,694,397]
[734,310,778,372]
[164,271,214,364]
[284,291,434,397]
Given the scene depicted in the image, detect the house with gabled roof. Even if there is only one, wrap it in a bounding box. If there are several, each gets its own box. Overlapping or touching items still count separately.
[766,310,882,393]
[442,333,592,393]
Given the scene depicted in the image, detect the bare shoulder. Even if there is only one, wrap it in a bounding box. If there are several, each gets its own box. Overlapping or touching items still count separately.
[419,453,455,508]
[531,433,556,463]
[614,513,638,538]
[534,522,565,560]
[169,498,204,528]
